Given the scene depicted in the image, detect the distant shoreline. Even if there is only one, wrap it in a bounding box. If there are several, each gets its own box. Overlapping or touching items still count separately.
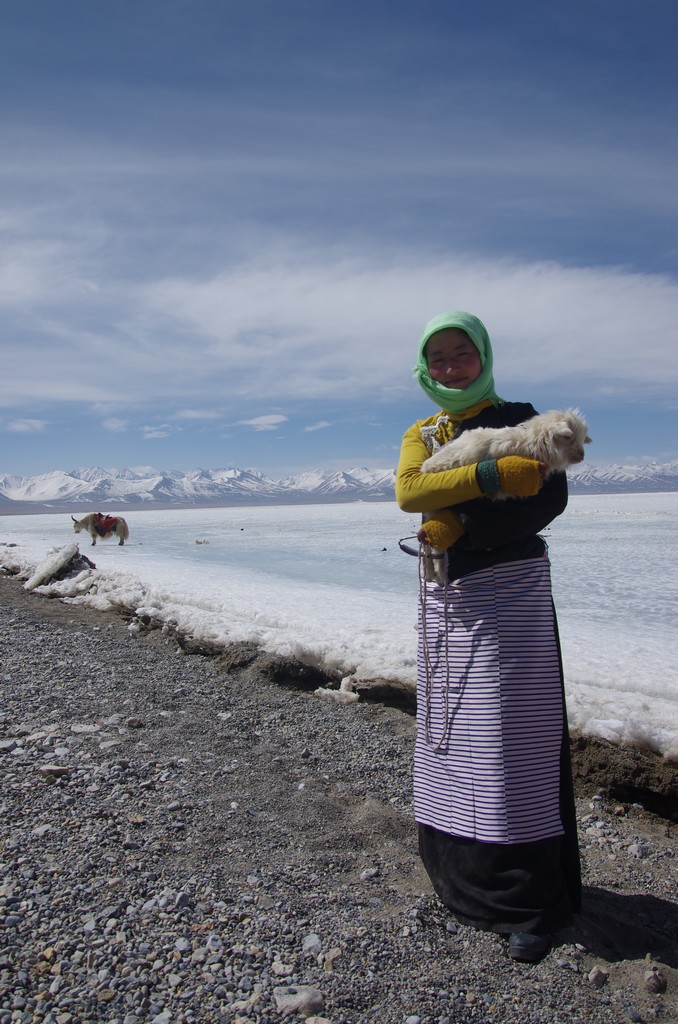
[1,496,397,515]
[2,487,678,517]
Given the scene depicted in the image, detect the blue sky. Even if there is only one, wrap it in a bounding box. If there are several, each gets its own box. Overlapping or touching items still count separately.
[2,0,678,478]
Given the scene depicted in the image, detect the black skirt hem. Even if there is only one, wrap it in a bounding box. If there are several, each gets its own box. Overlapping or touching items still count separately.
[418,822,580,935]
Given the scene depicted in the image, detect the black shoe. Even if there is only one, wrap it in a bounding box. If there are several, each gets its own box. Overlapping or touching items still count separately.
[508,932,551,962]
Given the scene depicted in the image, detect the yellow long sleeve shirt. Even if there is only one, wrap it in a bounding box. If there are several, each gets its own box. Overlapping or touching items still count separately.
[395,403,492,514]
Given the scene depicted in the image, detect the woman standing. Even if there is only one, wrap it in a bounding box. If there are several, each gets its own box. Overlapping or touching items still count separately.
[396,310,581,962]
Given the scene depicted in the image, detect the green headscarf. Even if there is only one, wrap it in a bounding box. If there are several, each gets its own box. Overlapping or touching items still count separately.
[413,310,503,413]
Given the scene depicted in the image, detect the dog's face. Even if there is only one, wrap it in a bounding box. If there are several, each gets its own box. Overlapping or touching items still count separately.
[546,410,591,468]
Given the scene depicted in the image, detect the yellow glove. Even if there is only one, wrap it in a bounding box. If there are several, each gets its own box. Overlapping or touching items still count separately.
[496,456,543,497]
[419,509,465,550]
[417,510,464,586]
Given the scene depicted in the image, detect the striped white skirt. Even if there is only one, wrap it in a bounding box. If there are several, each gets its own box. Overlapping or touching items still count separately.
[414,555,565,844]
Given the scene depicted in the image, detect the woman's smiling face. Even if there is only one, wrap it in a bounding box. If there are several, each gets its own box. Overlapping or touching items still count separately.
[425,328,482,390]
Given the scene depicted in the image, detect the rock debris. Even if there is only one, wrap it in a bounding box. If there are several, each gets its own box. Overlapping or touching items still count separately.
[1,576,677,1024]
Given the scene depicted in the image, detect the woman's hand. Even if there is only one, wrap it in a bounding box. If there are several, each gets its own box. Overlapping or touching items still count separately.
[496,456,545,497]
[416,510,465,548]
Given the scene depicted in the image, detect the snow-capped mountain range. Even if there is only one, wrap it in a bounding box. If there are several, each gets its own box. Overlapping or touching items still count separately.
[1,461,677,512]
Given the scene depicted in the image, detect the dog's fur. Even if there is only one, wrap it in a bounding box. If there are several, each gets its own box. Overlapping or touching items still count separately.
[421,408,591,496]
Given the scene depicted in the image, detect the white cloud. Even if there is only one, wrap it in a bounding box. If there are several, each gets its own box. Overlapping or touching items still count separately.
[138,250,678,404]
[174,409,222,420]
[142,425,172,439]
[237,414,289,431]
[4,418,47,433]
[102,417,128,432]
[2,243,678,420]
[303,420,331,432]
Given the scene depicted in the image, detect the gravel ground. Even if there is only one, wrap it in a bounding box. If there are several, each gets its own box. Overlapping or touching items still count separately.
[1,574,677,1024]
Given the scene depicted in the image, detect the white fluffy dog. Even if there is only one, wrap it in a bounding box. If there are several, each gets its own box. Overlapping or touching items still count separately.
[421,408,591,494]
